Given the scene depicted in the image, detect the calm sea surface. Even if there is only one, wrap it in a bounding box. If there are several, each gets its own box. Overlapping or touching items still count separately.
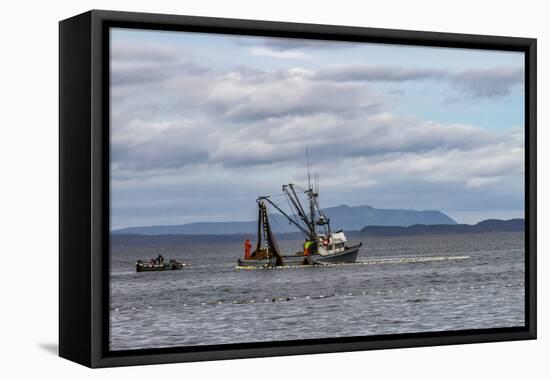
[110,232,525,350]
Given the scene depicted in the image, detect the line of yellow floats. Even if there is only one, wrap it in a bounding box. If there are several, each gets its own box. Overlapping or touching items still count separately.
[235,255,471,269]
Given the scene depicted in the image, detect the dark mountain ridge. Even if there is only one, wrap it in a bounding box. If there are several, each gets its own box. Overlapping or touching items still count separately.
[360,218,524,237]
[111,219,524,247]
[112,204,456,235]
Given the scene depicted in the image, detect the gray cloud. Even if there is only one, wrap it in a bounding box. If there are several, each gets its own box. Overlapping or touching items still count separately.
[313,64,523,99]
[111,102,522,185]
[203,74,385,121]
[263,38,357,50]
[451,66,524,97]
[234,36,358,51]
[109,37,524,228]
[111,59,211,87]
[316,64,446,82]
[111,41,184,62]
[111,47,523,177]
[111,60,387,125]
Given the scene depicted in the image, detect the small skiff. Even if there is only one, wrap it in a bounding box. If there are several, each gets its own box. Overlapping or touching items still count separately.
[135,260,188,272]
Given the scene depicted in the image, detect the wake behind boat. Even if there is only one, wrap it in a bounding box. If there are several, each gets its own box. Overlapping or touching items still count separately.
[237,175,363,268]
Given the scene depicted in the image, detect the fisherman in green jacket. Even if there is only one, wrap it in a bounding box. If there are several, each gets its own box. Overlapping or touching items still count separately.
[303,240,315,256]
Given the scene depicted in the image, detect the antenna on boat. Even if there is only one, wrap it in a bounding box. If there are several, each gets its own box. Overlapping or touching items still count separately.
[315,173,319,194]
[306,146,311,190]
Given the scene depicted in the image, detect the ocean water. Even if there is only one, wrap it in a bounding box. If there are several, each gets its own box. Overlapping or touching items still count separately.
[110,232,525,351]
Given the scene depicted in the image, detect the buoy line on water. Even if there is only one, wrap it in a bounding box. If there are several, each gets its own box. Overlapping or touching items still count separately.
[234,255,471,270]
[111,281,525,313]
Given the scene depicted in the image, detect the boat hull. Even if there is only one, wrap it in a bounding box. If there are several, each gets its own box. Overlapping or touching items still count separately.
[237,243,362,267]
[136,261,187,272]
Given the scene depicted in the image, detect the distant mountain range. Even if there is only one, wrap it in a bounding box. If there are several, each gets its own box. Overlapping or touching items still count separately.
[112,204,457,235]
[111,219,525,247]
[360,219,524,237]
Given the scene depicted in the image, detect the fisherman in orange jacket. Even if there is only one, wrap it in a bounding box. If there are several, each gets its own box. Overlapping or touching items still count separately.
[244,239,252,259]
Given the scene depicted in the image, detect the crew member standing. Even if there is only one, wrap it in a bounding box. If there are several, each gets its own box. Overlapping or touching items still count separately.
[303,240,314,256]
[244,239,252,259]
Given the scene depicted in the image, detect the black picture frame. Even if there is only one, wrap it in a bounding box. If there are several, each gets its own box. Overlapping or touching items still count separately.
[59,9,537,368]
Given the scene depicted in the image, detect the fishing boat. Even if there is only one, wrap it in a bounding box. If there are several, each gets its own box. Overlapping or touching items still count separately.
[237,176,362,268]
[136,259,188,272]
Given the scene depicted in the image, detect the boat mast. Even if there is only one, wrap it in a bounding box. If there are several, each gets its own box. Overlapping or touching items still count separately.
[257,148,328,242]
[306,147,317,241]
[307,147,311,194]
[308,189,315,240]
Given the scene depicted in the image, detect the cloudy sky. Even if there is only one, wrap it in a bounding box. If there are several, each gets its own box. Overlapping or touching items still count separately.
[110,28,525,230]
